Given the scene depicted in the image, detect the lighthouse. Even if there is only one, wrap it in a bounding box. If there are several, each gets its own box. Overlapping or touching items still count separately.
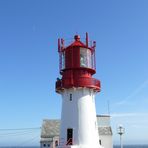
[56,33,102,148]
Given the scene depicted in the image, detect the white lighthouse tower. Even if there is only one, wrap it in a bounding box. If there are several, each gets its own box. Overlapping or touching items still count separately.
[56,33,102,148]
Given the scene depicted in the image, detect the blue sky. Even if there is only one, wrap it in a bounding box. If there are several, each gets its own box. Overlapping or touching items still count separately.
[0,0,148,146]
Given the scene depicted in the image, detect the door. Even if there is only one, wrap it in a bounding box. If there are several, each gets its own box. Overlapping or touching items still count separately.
[67,128,73,145]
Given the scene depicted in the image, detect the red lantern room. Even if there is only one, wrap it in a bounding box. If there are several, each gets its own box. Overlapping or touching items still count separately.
[56,33,101,92]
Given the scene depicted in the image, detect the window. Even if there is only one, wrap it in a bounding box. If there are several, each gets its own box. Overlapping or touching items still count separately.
[80,48,91,68]
[43,144,46,147]
[99,139,102,145]
[67,128,73,145]
[55,140,58,147]
[60,51,65,71]
[70,94,72,101]
[91,50,95,69]
[61,51,65,69]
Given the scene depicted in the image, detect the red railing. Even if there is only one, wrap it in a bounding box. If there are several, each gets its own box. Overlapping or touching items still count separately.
[58,138,73,148]
[66,138,73,145]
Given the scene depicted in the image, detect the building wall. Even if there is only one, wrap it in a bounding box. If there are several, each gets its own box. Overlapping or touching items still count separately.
[41,136,59,148]
[40,142,51,148]
[99,135,113,148]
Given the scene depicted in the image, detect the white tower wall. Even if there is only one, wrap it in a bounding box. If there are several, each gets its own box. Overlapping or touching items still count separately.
[59,88,102,148]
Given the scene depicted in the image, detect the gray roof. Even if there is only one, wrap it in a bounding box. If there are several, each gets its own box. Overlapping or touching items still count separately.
[41,119,60,138]
[41,119,112,138]
[98,127,112,135]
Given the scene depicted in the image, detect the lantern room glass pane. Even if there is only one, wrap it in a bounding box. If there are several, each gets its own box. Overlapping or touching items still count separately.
[80,48,92,68]
[91,51,95,69]
[61,51,65,69]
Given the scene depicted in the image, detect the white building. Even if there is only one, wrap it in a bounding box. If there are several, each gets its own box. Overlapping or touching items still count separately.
[40,115,113,148]
[97,115,113,148]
